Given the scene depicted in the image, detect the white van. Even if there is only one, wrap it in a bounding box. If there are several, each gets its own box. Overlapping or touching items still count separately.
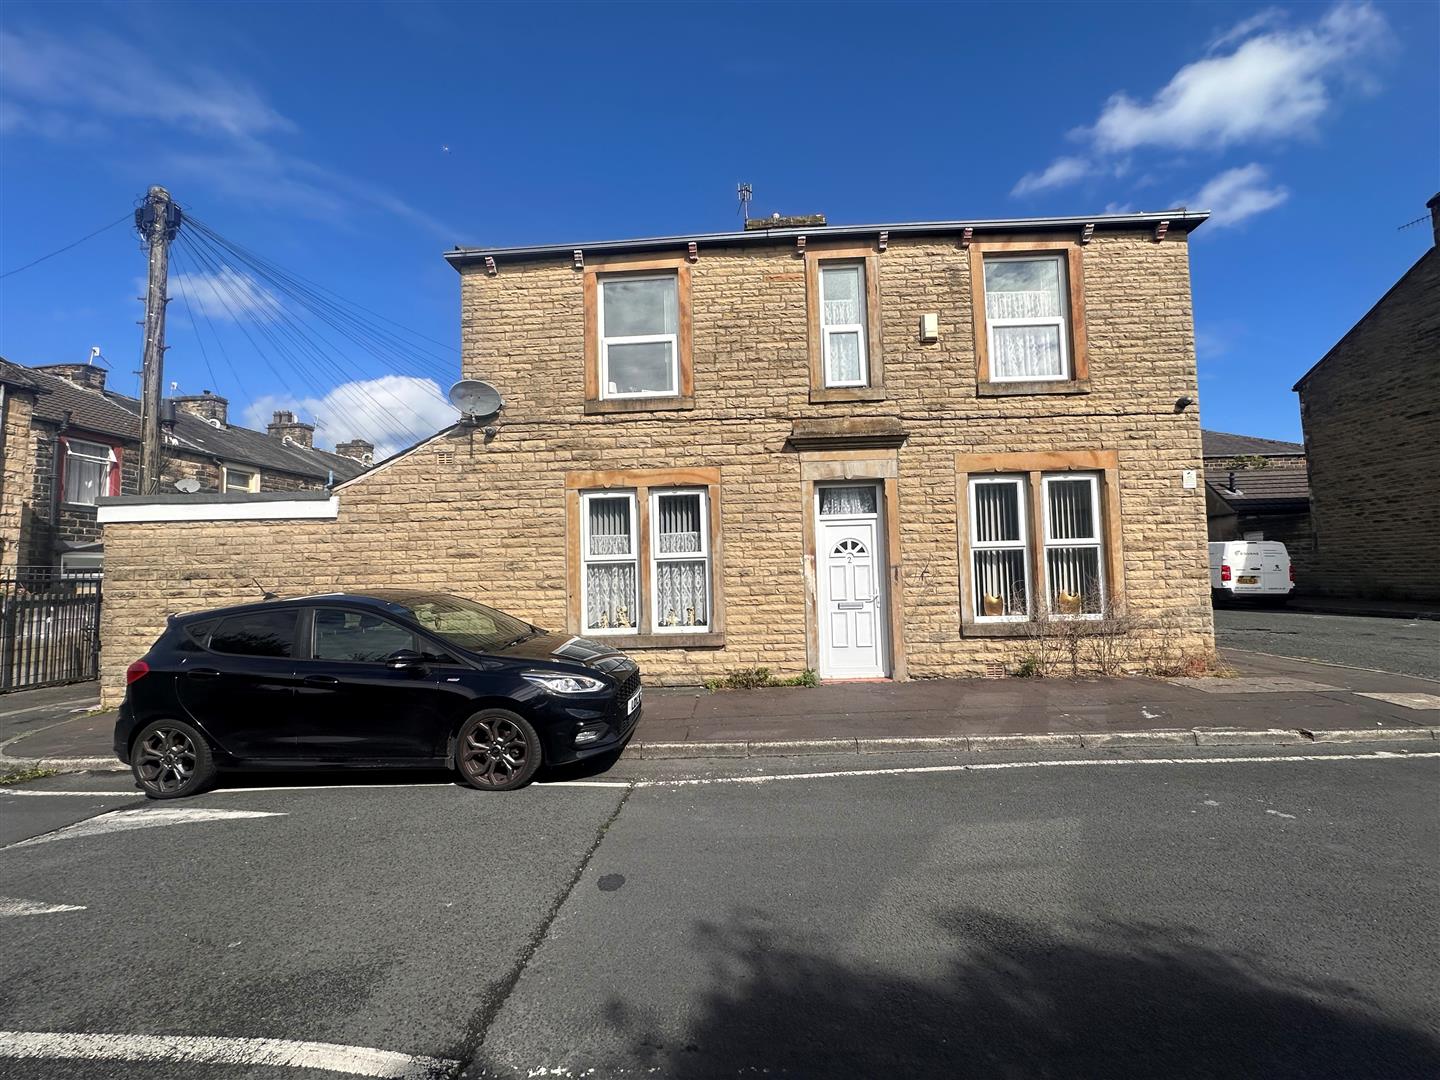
[1209,540,1293,604]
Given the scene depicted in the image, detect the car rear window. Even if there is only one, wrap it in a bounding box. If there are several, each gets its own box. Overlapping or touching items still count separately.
[207,610,298,658]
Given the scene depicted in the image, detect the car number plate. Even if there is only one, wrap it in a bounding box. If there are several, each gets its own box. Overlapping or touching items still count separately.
[626,689,642,715]
[1238,575,1260,585]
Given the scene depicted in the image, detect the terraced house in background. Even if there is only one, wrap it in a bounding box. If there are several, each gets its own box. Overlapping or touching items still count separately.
[96,207,1213,702]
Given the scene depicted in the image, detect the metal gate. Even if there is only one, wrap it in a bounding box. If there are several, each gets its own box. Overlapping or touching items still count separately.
[0,571,102,691]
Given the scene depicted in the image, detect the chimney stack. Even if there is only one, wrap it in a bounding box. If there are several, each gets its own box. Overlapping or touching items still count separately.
[1428,192,1439,248]
[170,390,228,426]
[35,363,108,392]
[333,438,375,464]
[267,410,315,449]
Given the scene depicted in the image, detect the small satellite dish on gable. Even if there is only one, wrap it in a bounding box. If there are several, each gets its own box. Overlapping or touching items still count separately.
[448,379,504,422]
[174,477,202,493]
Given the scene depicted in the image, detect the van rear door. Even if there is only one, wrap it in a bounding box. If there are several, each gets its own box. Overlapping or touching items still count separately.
[1230,542,1265,592]
[1260,543,1291,593]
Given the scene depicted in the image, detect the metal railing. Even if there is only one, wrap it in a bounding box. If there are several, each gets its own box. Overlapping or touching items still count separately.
[0,569,102,691]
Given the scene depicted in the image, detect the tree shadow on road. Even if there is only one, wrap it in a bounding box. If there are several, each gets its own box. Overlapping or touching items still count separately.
[598,908,1439,1079]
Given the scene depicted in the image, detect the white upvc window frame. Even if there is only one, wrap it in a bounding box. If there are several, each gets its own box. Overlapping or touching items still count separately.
[598,272,680,400]
[1041,473,1105,619]
[59,551,104,579]
[580,490,639,635]
[819,260,869,388]
[648,488,711,635]
[222,465,260,493]
[62,438,117,507]
[968,474,1032,623]
[983,253,1071,383]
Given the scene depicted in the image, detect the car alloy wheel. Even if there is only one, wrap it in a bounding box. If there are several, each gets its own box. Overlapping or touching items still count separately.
[456,710,541,791]
[132,719,215,799]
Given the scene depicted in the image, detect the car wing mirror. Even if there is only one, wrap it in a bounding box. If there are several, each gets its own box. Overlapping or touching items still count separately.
[386,649,426,671]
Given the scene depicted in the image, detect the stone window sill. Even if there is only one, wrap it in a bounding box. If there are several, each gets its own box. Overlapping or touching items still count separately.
[977,379,1090,398]
[809,385,887,404]
[577,631,725,650]
[584,395,695,415]
[960,621,1036,639]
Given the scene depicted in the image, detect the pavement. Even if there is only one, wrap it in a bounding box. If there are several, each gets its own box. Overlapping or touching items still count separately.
[1,743,1436,1078]
[1214,606,1440,678]
[2,644,1438,774]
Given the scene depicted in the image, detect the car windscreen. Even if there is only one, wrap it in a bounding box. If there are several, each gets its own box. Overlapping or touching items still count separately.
[393,594,535,653]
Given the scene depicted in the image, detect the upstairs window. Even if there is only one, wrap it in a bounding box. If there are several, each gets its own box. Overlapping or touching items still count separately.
[62,438,119,506]
[982,255,1070,381]
[820,262,869,387]
[599,274,679,398]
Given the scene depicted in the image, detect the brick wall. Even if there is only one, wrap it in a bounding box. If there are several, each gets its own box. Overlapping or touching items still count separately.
[1298,249,1440,600]
[99,228,1213,703]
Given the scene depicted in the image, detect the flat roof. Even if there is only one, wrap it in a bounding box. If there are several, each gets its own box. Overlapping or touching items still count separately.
[444,208,1209,269]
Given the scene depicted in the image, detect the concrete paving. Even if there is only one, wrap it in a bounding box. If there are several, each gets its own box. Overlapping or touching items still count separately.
[0,744,1435,1079]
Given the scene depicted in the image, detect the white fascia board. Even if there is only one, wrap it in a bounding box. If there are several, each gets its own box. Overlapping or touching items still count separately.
[97,497,340,524]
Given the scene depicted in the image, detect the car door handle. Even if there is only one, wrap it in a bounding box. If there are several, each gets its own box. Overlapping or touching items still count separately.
[303,675,340,687]
[186,668,221,680]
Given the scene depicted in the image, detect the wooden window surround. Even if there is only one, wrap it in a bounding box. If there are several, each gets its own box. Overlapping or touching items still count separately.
[565,467,724,648]
[799,451,907,678]
[583,254,695,414]
[968,238,1089,397]
[805,243,885,403]
[954,450,1124,638]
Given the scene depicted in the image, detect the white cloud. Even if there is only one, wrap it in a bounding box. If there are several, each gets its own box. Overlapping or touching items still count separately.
[0,25,453,236]
[0,27,292,139]
[171,266,283,323]
[1089,2,1388,152]
[242,376,458,459]
[1012,156,1094,197]
[1187,164,1290,229]
[1010,3,1390,200]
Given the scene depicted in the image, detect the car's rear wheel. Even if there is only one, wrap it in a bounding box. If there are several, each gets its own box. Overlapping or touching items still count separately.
[132,719,215,800]
[455,709,542,791]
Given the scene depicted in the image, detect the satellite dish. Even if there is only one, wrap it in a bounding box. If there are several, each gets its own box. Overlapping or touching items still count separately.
[447,379,504,420]
[174,477,202,493]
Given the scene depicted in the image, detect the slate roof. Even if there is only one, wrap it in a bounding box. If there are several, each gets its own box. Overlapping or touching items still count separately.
[0,358,44,392]
[1201,430,1305,458]
[5,361,365,483]
[1205,466,1311,512]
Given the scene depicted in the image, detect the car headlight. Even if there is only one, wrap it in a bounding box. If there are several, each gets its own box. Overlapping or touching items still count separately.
[522,672,608,694]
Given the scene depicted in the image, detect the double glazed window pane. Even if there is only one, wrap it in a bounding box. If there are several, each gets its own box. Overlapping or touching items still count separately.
[602,277,677,337]
[821,264,867,387]
[819,485,877,517]
[1046,478,1102,614]
[655,560,707,628]
[66,457,107,505]
[588,497,632,556]
[655,493,702,554]
[606,341,675,396]
[972,482,1022,544]
[985,256,1067,381]
[1047,547,1102,615]
[974,550,1028,618]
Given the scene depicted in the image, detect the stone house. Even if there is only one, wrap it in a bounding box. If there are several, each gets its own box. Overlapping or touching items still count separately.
[0,357,369,577]
[96,207,1215,703]
[1292,194,1440,602]
[1202,429,1315,583]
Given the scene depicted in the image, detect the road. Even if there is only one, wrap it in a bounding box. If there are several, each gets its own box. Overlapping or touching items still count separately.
[1,746,1437,1079]
[1214,607,1440,679]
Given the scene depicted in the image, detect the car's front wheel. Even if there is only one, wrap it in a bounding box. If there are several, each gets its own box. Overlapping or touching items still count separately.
[132,719,216,799]
[455,709,542,791]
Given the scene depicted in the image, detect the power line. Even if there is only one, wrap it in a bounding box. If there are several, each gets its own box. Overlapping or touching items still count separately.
[0,213,132,279]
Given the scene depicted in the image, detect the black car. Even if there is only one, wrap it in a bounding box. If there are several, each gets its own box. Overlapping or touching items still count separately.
[115,591,642,798]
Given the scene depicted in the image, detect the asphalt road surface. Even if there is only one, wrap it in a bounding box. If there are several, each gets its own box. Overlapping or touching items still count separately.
[1214,607,1440,679]
[2,745,1437,1079]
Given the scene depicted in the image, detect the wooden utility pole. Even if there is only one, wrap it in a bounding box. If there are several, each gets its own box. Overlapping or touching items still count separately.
[135,185,181,494]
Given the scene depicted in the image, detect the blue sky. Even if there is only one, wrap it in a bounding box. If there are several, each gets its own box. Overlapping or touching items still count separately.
[1,0,1435,455]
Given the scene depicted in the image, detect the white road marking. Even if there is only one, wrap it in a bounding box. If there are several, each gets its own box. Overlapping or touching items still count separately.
[8,807,285,848]
[1266,809,1297,819]
[0,751,1435,804]
[0,898,85,918]
[0,1031,456,1078]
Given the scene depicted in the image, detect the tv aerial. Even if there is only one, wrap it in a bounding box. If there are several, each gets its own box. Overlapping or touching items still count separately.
[447,379,504,426]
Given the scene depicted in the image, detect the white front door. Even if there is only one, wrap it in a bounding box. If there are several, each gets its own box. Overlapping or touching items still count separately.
[816,484,888,679]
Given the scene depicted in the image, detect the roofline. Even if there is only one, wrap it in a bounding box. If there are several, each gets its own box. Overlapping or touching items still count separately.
[1292,246,1436,391]
[444,209,1210,269]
